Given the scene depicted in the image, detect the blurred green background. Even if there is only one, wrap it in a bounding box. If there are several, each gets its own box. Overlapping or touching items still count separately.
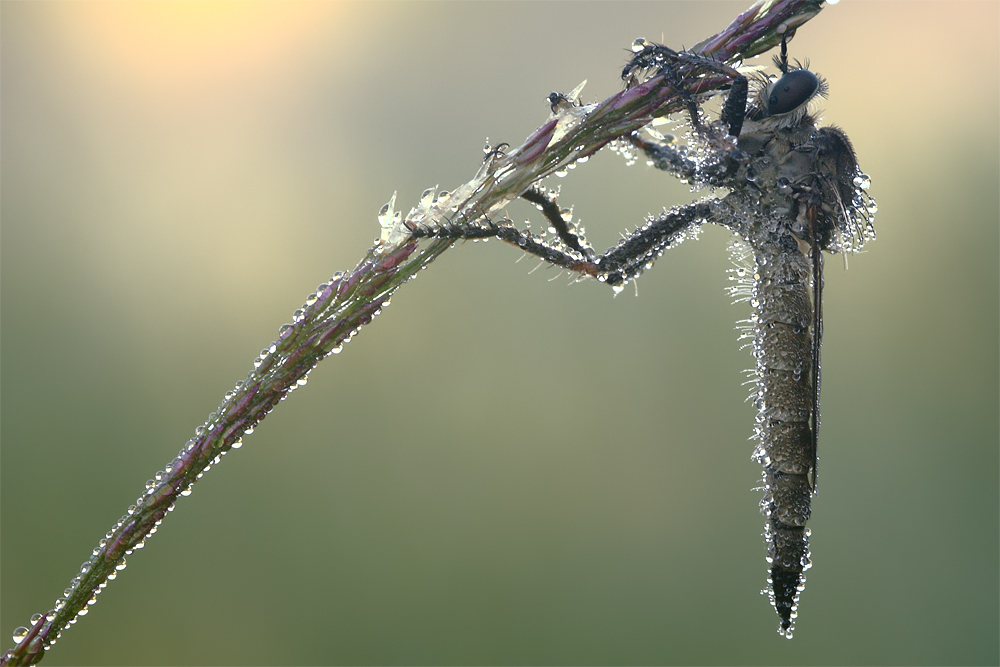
[2,2,997,664]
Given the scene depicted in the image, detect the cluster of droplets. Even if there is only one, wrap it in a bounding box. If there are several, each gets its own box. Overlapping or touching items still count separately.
[387,152,510,247]
[608,138,640,167]
[830,170,877,254]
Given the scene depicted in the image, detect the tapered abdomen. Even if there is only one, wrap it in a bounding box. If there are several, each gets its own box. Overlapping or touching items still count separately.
[748,239,816,638]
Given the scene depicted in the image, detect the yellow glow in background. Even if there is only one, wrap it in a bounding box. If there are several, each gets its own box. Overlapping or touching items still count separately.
[2,2,997,665]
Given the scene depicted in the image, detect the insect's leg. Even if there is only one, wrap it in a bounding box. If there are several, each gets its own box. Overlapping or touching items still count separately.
[625,42,747,136]
[628,132,697,181]
[629,123,748,187]
[519,186,591,256]
[720,74,748,138]
[406,199,718,287]
[595,200,714,286]
[775,34,790,74]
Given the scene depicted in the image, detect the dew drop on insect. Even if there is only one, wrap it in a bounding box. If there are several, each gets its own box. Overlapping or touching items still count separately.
[331,344,343,354]
[180,486,193,497]
[245,426,254,435]
[116,558,127,571]
[631,38,649,53]
[612,283,625,295]
[231,438,243,450]
[12,627,28,644]
[853,173,871,189]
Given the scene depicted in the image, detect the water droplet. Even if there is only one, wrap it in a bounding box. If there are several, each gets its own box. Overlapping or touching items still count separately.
[231,438,243,450]
[377,199,393,226]
[245,426,254,435]
[631,38,649,53]
[12,627,28,644]
[180,486,193,497]
[331,344,343,354]
[116,558,127,571]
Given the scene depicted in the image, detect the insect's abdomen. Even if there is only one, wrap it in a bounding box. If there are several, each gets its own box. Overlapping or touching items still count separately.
[750,241,815,638]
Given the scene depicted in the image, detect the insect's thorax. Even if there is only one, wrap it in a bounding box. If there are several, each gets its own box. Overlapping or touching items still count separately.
[722,120,828,253]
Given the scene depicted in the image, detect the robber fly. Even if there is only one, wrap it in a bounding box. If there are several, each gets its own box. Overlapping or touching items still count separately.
[409,36,875,637]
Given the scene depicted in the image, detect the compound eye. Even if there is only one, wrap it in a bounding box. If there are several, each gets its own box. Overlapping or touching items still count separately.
[766,69,820,116]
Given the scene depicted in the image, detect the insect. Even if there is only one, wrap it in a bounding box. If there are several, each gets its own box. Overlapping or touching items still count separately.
[408,36,876,637]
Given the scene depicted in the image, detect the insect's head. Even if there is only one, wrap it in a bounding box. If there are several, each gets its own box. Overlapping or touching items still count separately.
[747,41,828,128]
